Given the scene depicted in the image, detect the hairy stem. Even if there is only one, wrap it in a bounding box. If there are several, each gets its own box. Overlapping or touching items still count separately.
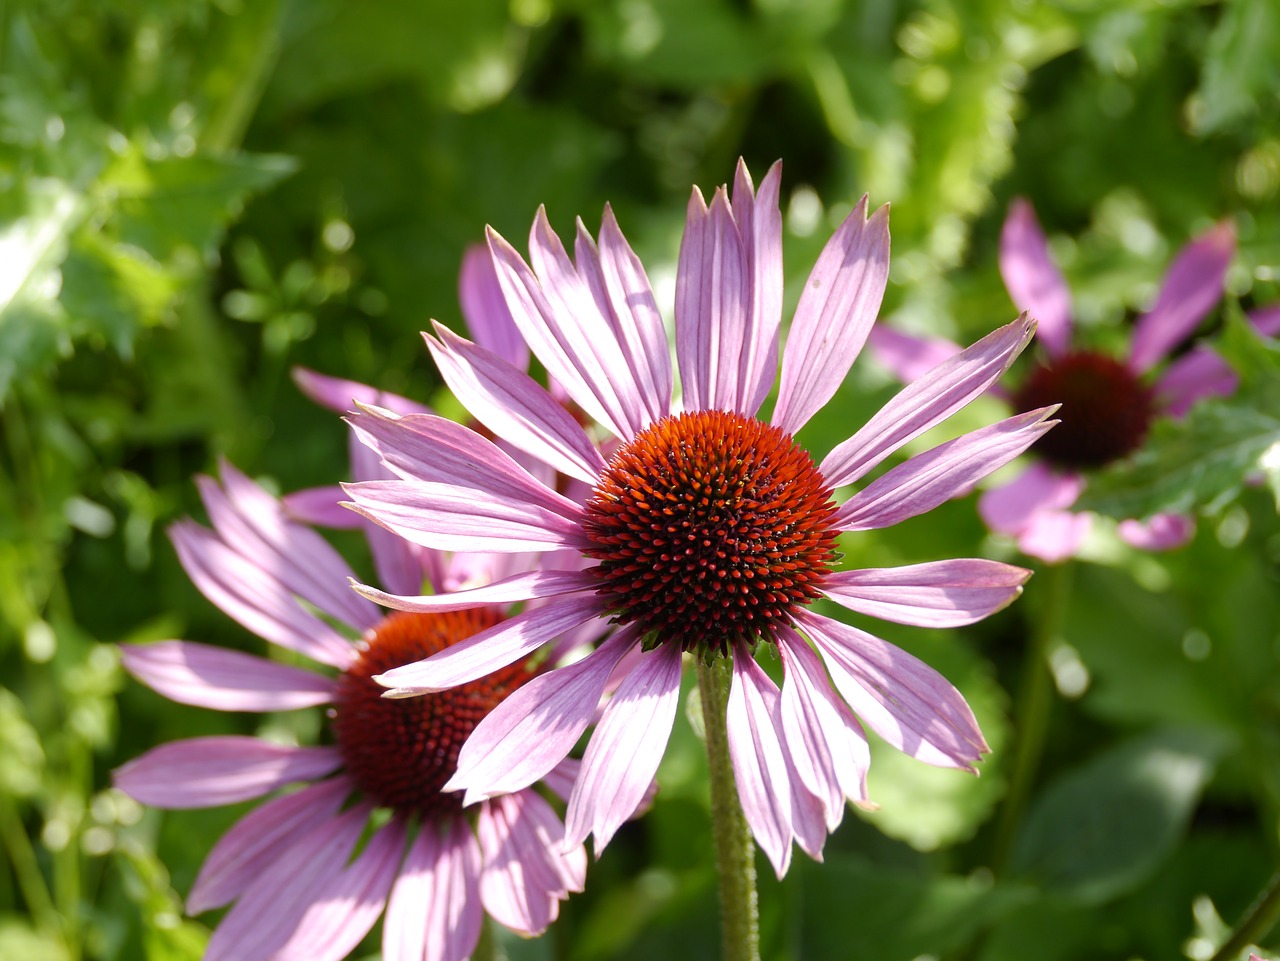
[1209,869,1280,961]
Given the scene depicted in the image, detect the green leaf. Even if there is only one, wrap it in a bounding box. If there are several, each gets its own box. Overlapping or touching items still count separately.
[1009,726,1228,904]
[1192,0,1280,134]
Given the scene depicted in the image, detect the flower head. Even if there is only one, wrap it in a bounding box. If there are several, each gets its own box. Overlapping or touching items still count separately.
[344,161,1050,876]
[873,198,1253,562]
[113,374,587,961]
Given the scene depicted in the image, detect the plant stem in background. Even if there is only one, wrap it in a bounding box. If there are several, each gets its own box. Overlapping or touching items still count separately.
[1209,869,1280,961]
[696,655,761,961]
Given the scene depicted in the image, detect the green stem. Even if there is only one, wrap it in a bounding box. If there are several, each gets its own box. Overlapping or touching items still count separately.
[0,797,60,935]
[696,655,760,961]
[1209,869,1280,961]
[990,560,1074,875]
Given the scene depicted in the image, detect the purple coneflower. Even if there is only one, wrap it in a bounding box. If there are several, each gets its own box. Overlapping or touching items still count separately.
[873,199,1271,562]
[113,374,586,961]
[343,161,1054,876]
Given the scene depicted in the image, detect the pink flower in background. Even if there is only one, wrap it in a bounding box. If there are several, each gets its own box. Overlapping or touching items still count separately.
[343,160,1051,876]
[872,199,1258,563]
[114,382,587,961]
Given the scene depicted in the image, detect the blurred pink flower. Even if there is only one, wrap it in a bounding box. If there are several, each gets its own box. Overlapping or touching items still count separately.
[114,375,588,961]
[872,199,1266,562]
[343,160,1048,876]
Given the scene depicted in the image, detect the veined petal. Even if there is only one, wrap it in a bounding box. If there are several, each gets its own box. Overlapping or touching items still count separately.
[427,325,607,485]
[188,777,352,914]
[383,818,482,961]
[820,559,1031,628]
[999,199,1073,358]
[352,568,598,613]
[283,485,364,529]
[821,314,1036,487]
[121,641,334,712]
[836,407,1058,531]
[169,521,354,669]
[676,186,748,414]
[1117,513,1195,551]
[376,594,610,697]
[977,462,1083,536]
[726,644,795,878]
[732,159,784,416]
[343,478,588,554]
[867,325,965,386]
[1129,221,1236,373]
[347,430,437,597]
[114,738,342,809]
[442,627,637,800]
[292,366,428,416]
[460,243,529,372]
[773,196,891,435]
[478,792,578,936]
[798,610,987,770]
[565,642,683,851]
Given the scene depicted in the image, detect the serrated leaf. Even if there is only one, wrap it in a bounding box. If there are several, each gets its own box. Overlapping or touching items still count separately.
[1009,726,1227,904]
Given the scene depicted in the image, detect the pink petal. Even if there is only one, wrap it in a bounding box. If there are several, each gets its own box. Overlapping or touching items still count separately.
[732,160,785,416]
[283,485,364,528]
[478,792,581,936]
[292,366,428,416]
[426,324,607,484]
[565,642,683,851]
[383,818,482,961]
[121,641,334,712]
[836,407,1058,531]
[773,196,891,435]
[1155,347,1238,418]
[188,776,352,914]
[726,645,795,878]
[867,325,965,386]
[353,567,598,613]
[460,243,529,372]
[1129,221,1236,373]
[1117,512,1195,551]
[114,737,342,809]
[820,559,1031,628]
[169,521,355,669]
[999,199,1073,358]
[1251,304,1280,338]
[377,594,608,700]
[442,627,638,800]
[821,314,1036,487]
[977,462,1084,535]
[273,817,406,961]
[798,610,988,771]
[1016,509,1092,563]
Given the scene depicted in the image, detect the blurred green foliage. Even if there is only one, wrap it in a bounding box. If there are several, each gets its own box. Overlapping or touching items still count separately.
[2,0,1280,959]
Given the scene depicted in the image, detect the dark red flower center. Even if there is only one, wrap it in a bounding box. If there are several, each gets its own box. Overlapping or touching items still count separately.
[1012,349,1155,470]
[331,610,533,819]
[582,410,839,658]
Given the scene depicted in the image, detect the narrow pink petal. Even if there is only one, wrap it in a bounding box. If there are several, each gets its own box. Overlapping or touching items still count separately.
[541,758,581,804]
[999,199,1073,358]
[383,818,482,961]
[777,629,870,830]
[376,593,610,697]
[121,641,334,712]
[868,325,965,386]
[773,197,891,435]
[203,805,371,961]
[820,559,1031,628]
[343,479,588,554]
[1155,347,1238,418]
[977,462,1083,536]
[726,644,795,878]
[353,568,598,614]
[565,642,682,851]
[676,186,747,413]
[283,485,364,529]
[292,366,429,416]
[188,777,352,914]
[1129,221,1236,373]
[426,324,607,484]
[1251,304,1280,338]
[273,818,406,961]
[733,160,785,416]
[1017,508,1092,563]
[201,462,378,631]
[442,627,638,800]
[114,737,342,808]
[460,243,529,372]
[1117,513,1195,551]
[799,610,987,770]
[579,208,672,424]
[821,314,1036,487]
[836,407,1058,531]
[169,522,355,669]
[477,794,567,935]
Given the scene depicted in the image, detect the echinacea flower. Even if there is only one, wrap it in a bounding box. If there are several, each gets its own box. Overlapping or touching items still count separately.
[113,385,587,961]
[343,160,1053,876]
[872,199,1258,562]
